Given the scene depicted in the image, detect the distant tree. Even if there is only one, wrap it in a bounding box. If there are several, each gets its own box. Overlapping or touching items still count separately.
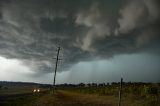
[0,85,2,89]
[98,83,105,87]
[111,82,118,85]
[92,83,97,87]
[87,83,91,87]
[78,83,85,87]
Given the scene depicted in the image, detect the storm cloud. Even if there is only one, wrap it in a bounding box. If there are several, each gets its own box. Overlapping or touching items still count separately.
[0,0,160,76]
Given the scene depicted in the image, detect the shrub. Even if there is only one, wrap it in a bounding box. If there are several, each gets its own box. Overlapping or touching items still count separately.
[144,86,158,95]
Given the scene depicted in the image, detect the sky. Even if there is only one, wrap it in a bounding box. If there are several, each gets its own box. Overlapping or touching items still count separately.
[0,0,160,84]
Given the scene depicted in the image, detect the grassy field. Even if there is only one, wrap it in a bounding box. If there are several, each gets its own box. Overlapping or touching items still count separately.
[0,90,160,106]
[0,83,160,106]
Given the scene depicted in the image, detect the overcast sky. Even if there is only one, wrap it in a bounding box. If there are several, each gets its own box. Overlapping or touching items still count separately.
[0,0,160,84]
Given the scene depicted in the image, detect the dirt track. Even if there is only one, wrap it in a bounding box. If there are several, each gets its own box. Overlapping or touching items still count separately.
[32,90,117,106]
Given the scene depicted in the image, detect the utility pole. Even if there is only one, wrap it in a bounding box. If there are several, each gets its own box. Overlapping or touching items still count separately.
[118,78,123,106]
[52,46,61,93]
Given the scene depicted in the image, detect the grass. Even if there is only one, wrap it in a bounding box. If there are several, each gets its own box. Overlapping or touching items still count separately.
[33,90,117,106]
[0,85,160,106]
[29,90,160,106]
[0,91,50,106]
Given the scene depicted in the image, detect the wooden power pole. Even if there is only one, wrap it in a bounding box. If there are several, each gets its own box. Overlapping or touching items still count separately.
[52,46,61,93]
[118,78,123,106]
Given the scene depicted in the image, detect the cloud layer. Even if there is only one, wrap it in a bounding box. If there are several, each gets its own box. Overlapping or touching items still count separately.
[0,0,160,75]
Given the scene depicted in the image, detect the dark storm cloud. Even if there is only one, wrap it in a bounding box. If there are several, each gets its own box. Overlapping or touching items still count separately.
[0,0,160,74]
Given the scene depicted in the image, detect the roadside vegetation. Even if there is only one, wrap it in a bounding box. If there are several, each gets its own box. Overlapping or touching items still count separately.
[0,81,159,106]
[60,83,160,106]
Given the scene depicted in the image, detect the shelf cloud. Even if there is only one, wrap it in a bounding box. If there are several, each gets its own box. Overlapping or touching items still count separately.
[0,0,160,77]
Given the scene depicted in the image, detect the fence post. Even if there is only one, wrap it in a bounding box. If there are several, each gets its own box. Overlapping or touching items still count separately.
[118,78,123,106]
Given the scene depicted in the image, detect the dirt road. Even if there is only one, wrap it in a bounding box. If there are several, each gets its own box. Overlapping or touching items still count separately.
[32,90,117,106]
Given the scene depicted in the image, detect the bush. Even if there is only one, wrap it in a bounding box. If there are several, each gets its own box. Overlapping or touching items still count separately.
[144,86,158,95]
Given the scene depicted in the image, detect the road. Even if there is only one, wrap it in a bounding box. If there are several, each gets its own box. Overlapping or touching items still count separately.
[32,90,117,106]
